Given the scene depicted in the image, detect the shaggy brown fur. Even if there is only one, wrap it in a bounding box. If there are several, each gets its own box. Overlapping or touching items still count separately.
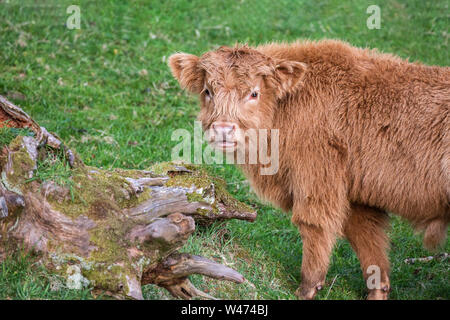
[168,39,450,300]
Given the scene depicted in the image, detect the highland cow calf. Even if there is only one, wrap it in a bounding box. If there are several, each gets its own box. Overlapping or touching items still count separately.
[169,40,449,300]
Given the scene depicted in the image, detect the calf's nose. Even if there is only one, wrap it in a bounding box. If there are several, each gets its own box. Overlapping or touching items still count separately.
[211,122,236,139]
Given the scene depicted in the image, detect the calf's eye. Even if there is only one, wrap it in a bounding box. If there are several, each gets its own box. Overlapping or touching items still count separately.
[204,89,210,96]
[250,92,258,99]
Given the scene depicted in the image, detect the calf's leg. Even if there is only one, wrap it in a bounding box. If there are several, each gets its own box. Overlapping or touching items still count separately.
[290,137,349,299]
[295,222,337,299]
[343,204,390,300]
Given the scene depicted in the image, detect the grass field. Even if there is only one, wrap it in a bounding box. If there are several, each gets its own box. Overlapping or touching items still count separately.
[0,0,448,300]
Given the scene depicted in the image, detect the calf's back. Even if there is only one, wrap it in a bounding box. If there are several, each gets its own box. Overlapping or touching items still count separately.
[247,40,449,246]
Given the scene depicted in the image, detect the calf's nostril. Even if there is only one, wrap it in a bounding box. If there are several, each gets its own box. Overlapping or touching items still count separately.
[226,127,235,137]
[211,122,236,140]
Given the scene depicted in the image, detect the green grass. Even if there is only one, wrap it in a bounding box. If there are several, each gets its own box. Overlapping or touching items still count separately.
[27,145,74,189]
[0,126,34,146]
[0,0,448,300]
[0,249,94,299]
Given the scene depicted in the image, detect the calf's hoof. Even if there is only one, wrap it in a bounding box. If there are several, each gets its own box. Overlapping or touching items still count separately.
[367,285,390,300]
[295,284,323,300]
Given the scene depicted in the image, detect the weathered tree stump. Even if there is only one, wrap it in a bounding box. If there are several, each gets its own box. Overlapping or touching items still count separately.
[0,95,256,299]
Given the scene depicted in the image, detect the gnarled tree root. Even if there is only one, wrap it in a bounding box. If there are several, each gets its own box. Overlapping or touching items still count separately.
[0,95,256,299]
[143,253,245,299]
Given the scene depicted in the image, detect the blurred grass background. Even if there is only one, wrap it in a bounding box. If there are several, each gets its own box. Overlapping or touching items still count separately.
[0,0,448,299]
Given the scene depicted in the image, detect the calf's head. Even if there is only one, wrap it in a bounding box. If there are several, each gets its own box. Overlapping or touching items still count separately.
[168,45,306,153]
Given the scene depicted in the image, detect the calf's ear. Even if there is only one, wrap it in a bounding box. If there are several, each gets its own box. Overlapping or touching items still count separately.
[168,53,204,93]
[273,60,307,99]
